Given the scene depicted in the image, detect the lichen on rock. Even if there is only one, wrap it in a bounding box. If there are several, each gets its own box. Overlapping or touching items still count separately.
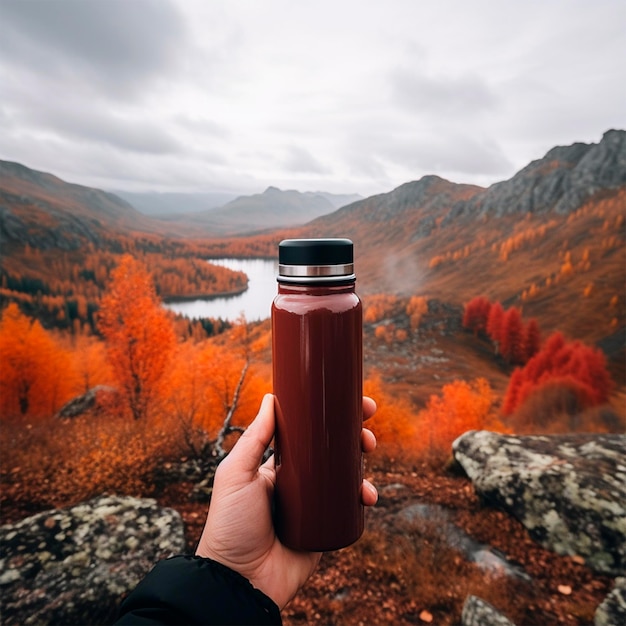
[452,431,626,576]
[0,494,185,625]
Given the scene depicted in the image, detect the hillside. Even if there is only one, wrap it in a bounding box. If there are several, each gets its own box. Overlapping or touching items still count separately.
[0,161,172,250]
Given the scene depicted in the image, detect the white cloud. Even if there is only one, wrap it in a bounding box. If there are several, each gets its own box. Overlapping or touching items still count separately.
[390,69,499,117]
[0,0,186,96]
[0,0,624,196]
[283,146,332,175]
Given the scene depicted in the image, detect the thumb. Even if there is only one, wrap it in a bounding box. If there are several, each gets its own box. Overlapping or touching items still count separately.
[224,394,275,477]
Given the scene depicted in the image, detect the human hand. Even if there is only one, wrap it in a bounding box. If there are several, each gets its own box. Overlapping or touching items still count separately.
[196,393,378,610]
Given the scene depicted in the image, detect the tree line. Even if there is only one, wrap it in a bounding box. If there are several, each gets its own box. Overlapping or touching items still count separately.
[0,246,247,334]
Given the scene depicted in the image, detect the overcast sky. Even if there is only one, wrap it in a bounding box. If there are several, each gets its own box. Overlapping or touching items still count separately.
[1,0,625,197]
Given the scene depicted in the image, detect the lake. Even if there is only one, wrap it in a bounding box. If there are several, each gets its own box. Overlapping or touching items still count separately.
[164,258,278,322]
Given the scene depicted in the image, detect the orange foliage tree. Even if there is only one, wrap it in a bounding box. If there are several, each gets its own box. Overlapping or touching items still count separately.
[466,296,542,366]
[363,294,402,324]
[0,303,77,417]
[363,375,419,465]
[406,295,429,331]
[98,255,176,420]
[162,320,271,458]
[503,332,613,416]
[417,378,499,462]
[70,334,114,393]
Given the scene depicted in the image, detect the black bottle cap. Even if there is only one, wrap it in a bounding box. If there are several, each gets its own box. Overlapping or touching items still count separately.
[278,238,355,282]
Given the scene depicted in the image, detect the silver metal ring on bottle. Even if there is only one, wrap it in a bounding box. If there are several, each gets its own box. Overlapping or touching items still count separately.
[278,263,354,277]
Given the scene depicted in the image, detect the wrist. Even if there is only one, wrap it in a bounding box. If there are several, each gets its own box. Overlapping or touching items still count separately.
[196,543,281,608]
[200,557,283,622]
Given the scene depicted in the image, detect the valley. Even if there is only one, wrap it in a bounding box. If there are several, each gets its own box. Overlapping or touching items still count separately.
[0,130,625,626]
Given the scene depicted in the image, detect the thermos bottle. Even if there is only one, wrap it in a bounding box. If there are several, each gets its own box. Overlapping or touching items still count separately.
[272,238,363,551]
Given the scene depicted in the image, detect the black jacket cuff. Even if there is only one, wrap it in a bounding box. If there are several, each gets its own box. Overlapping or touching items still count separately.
[115,555,282,625]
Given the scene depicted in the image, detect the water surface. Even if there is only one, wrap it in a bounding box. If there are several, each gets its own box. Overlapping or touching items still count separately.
[164,258,278,322]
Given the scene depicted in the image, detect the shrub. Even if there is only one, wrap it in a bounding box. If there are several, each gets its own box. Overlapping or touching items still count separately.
[462,297,491,335]
[503,332,613,417]
[0,409,185,511]
[364,375,419,467]
[417,378,501,466]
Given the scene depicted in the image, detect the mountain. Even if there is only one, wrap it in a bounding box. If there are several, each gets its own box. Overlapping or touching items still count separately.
[310,191,363,209]
[1,130,623,354]
[111,190,239,217]
[453,128,626,218]
[0,162,361,244]
[111,190,361,222]
[163,186,362,235]
[310,129,626,234]
[0,160,171,249]
[289,130,625,356]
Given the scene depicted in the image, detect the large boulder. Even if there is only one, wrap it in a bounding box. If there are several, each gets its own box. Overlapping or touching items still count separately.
[595,577,626,626]
[452,431,626,576]
[54,385,117,419]
[0,495,185,625]
[461,595,516,626]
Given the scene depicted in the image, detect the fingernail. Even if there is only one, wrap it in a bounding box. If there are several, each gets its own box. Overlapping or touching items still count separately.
[365,481,378,503]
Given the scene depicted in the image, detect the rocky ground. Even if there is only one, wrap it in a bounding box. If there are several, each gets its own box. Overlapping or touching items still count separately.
[165,464,614,626]
[0,459,617,625]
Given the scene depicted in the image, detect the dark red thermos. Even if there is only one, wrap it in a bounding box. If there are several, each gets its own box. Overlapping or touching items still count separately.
[272,238,363,551]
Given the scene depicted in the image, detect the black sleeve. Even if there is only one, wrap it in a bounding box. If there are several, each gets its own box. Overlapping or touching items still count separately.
[115,555,282,625]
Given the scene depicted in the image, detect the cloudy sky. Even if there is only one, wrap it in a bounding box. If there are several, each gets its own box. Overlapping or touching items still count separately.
[1,0,625,197]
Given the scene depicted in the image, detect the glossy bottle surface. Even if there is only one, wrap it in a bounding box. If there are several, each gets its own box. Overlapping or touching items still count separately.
[272,282,363,551]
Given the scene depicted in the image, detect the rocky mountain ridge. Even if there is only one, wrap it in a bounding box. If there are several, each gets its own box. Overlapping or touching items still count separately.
[294,131,625,323]
[457,129,626,218]
[318,129,626,228]
[2,130,623,250]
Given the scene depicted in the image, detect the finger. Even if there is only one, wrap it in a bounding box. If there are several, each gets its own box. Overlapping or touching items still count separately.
[361,479,378,506]
[361,427,377,454]
[363,396,377,422]
[258,454,276,488]
[260,451,275,472]
[224,393,275,476]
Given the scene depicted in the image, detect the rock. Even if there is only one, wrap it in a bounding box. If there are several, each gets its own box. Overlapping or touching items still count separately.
[461,595,516,626]
[55,385,117,419]
[452,431,626,575]
[595,577,626,626]
[0,494,185,625]
[396,503,530,580]
[152,456,218,502]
